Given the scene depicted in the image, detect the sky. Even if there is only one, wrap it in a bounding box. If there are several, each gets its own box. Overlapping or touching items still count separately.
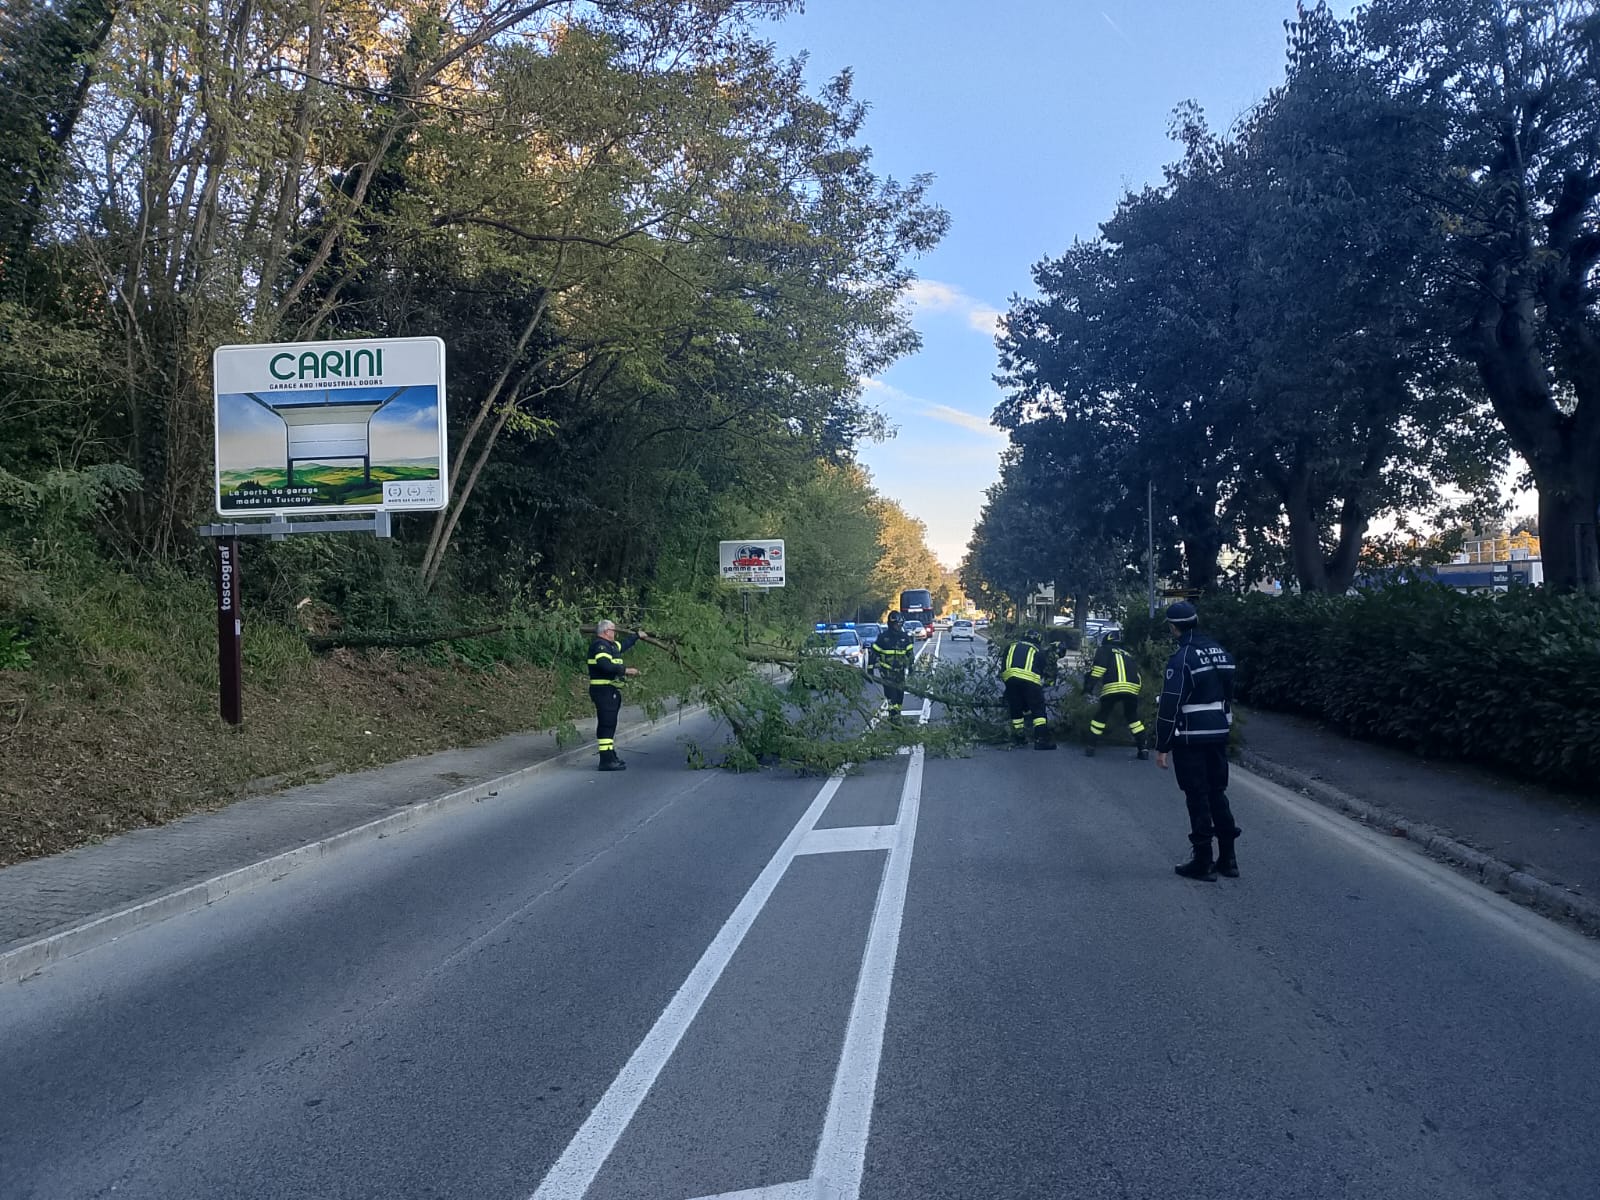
[759,0,1355,566]
[217,386,442,473]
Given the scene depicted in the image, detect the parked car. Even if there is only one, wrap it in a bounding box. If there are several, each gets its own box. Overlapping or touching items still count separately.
[951,619,975,641]
[974,617,989,629]
[1083,619,1123,645]
[856,622,882,647]
[805,627,865,667]
[933,616,952,631]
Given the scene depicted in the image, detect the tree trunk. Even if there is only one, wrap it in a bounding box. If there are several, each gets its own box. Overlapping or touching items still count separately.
[1282,481,1330,593]
[1534,469,1600,593]
[1180,524,1222,594]
[1323,497,1369,595]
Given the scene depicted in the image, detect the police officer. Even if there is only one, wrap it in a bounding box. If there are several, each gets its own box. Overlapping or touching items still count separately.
[1083,630,1149,759]
[1001,629,1056,749]
[588,619,644,771]
[1154,601,1240,880]
[869,610,914,722]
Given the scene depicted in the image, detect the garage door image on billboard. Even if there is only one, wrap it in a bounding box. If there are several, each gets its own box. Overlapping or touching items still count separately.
[213,336,447,516]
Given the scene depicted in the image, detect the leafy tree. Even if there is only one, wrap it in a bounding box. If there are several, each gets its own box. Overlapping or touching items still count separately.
[1356,0,1600,591]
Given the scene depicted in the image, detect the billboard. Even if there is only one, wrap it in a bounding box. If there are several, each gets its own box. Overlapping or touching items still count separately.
[719,540,786,588]
[213,336,447,516]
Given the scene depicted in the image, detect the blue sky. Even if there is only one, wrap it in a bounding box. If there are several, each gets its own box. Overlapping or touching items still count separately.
[762,1,1341,565]
[217,386,442,473]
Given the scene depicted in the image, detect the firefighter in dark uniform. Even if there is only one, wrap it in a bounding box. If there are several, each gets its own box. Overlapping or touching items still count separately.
[1155,601,1241,880]
[1001,629,1057,749]
[588,618,643,771]
[1082,630,1149,758]
[869,610,914,722]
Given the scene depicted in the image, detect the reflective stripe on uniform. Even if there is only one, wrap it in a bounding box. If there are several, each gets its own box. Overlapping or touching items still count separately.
[1181,701,1226,713]
[1002,644,1042,683]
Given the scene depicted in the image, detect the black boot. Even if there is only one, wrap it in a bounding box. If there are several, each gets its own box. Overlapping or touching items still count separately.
[1134,734,1149,761]
[1215,826,1241,878]
[1174,837,1217,881]
[1034,728,1057,750]
[1083,742,1096,757]
[1011,728,1027,747]
[598,750,627,772]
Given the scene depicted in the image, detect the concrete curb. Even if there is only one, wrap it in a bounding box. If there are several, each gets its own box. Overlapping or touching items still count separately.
[1239,748,1600,937]
[1,701,711,986]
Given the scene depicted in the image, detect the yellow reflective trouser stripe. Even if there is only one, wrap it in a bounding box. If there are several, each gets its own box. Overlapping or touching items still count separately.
[1090,720,1106,733]
[1011,718,1024,728]
[1129,721,1146,733]
[1032,717,1047,727]
[597,739,614,750]
[1090,665,1106,678]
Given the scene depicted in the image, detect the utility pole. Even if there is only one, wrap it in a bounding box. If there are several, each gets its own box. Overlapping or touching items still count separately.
[1147,478,1157,618]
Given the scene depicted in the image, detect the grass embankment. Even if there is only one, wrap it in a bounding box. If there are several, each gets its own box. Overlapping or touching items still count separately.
[0,568,699,867]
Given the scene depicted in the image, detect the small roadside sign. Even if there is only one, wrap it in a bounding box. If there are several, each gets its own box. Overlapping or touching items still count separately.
[719,540,786,588]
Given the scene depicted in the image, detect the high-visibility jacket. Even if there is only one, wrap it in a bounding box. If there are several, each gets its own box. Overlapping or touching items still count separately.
[1155,631,1235,751]
[870,626,914,676]
[587,633,639,687]
[1001,639,1050,685]
[1085,643,1141,697]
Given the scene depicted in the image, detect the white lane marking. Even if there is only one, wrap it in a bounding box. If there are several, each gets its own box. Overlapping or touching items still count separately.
[797,826,896,856]
[684,1182,816,1200]
[812,745,925,1198]
[528,772,846,1200]
[1234,770,1600,987]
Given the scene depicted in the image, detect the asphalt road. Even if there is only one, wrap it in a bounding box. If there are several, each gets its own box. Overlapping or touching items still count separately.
[5,633,1600,1199]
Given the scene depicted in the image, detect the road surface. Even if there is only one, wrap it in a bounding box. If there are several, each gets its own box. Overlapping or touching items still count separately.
[4,633,1600,1199]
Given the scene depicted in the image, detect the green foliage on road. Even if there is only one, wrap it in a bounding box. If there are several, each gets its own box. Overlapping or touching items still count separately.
[1203,586,1600,792]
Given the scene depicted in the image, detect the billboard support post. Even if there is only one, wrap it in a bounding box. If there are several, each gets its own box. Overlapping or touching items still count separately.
[216,537,243,726]
[199,515,397,725]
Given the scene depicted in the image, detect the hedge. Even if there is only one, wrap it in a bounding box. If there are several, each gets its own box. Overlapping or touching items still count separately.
[1196,585,1600,793]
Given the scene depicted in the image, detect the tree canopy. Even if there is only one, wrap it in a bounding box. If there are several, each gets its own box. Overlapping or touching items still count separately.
[974,0,1593,606]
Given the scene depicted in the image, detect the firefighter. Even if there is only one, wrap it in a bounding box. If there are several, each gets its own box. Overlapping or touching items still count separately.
[1155,601,1241,880]
[869,610,915,721]
[1082,630,1149,759]
[588,619,644,772]
[1001,629,1056,749]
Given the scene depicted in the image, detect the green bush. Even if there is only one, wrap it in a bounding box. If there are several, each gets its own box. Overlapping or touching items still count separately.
[1200,585,1600,792]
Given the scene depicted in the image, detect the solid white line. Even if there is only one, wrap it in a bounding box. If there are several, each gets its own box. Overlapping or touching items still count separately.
[796,826,896,856]
[812,745,925,1198]
[528,772,846,1200]
[1233,770,1600,987]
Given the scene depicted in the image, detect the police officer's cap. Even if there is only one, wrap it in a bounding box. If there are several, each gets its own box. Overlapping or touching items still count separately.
[1165,600,1199,627]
